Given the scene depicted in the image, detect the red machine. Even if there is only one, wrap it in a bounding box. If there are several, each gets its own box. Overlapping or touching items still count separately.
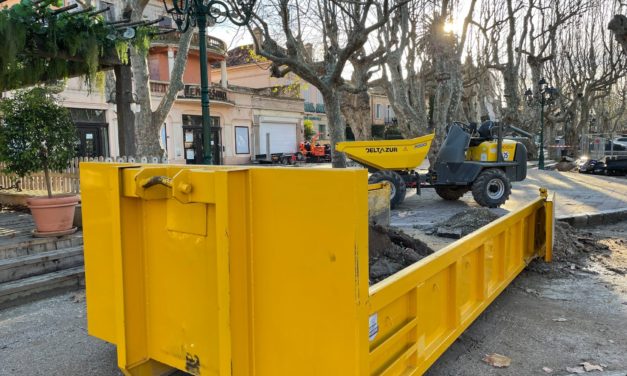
[299,134,331,162]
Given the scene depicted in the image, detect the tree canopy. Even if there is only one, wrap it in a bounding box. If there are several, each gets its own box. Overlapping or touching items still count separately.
[0,87,77,197]
[240,0,627,160]
[0,0,150,91]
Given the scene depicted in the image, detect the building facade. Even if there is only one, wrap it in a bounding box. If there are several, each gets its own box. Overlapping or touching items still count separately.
[3,0,304,165]
[145,28,304,164]
[212,46,396,143]
[212,55,329,142]
[3,0,395,163]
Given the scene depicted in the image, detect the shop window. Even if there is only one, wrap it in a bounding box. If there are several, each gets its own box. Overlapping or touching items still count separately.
[235,126,250,154]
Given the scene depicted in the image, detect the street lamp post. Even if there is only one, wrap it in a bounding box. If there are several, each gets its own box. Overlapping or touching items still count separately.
[525,78,558,170]
[163,0,256,164]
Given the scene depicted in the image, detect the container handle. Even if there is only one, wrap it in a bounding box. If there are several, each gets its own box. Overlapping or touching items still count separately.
[141,176,173,189]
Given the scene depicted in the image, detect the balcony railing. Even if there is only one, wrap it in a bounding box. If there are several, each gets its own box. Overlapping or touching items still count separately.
[384,117,398,126]
[152,31,227,55]
[149,81,231,103]
[304,102,316,112]
[304,102,326,113]
[150,81,169,94]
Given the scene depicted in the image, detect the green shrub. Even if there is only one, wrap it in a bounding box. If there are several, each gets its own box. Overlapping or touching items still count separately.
[304,119,316,141]
[0,87,77,197]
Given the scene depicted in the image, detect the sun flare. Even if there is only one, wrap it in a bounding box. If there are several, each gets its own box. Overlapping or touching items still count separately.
[443,20,461,34]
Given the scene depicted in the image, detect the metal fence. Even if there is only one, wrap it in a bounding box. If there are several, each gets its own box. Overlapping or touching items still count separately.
[0,156,167,194]
[580,134,627,159]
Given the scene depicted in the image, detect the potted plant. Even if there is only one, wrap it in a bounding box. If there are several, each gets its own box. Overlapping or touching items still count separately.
[0,87,79,236]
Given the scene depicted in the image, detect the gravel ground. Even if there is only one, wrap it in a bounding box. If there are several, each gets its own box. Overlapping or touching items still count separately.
[0,292,121,376]
[0,222,625,376]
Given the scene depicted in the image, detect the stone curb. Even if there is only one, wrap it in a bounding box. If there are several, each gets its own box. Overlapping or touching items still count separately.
[557,208,627,228]
[566,371,627,376]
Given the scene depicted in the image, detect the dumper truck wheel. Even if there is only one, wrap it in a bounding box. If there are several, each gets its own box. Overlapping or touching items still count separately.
[434,186,468,201]
[369,170,407,209]
[472,168,511,208]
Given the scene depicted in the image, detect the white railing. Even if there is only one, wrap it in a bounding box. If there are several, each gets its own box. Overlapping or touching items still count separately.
[0,156,168,194]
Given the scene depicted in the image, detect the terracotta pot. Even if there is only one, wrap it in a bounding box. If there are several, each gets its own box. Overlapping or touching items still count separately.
[27,195,80,234]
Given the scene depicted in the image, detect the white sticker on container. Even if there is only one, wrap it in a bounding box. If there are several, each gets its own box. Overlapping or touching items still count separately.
[369,313,379,342]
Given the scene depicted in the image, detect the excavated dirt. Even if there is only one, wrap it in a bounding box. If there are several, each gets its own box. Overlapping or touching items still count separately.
[369,225,434,284]
[555,159,578,172]
[369,209,503,284]
[529,221,627,277]
[435,208,502,237]
[553,221,600,260]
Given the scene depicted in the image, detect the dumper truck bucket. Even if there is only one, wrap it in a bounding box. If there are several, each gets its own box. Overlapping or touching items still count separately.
[335,134,435,171]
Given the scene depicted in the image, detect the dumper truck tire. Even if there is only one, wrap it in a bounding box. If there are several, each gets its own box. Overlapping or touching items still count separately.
[434,186,468,201]
[368,170,407,209]
[471,168,511,208]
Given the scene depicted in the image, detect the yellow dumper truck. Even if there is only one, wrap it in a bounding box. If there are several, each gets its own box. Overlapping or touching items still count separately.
[81,163,552,376]
[336,121,528,208]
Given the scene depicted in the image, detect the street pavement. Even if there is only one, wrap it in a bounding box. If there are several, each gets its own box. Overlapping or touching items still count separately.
[391,169,627,229]
[0,169,626,375]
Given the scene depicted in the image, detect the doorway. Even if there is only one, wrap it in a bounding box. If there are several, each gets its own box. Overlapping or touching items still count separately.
[182,115,221,165]
[69,108,109,158]
[76,124,108,158]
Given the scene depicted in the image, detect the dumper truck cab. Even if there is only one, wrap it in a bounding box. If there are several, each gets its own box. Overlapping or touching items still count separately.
[336,121,528,208]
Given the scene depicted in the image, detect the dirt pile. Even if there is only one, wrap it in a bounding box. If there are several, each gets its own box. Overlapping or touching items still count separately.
[369,225,434,284]
[552,222,610,261]
[555,160,578,172]
[435,208,502,237]
[529,221,622,276]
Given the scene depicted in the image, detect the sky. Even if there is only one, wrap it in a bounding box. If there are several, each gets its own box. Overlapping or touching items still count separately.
[209,23,253,50]
[206,1,473,51]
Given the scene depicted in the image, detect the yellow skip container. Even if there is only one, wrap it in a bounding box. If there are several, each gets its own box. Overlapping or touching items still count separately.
[81,163,553,376]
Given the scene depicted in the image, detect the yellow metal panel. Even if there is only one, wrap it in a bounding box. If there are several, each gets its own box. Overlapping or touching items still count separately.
[117,194,149,369]
[367,190,552,375]
[467,139,517,162]
[116,167,233,375]
[81,163,126,344]
[225,171,253,376]
[246,168,370,376]
[545,193,555,262]
[335,134,434,170]
[82,164,370,376]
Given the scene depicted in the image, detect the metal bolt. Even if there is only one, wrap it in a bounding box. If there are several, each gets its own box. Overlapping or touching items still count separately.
[178,183,193,194]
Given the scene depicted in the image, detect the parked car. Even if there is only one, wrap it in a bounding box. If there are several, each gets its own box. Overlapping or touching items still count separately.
[612,136,627,148]
[579,156,627,176]
[605,156,627,175]
[579,159,605,174]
